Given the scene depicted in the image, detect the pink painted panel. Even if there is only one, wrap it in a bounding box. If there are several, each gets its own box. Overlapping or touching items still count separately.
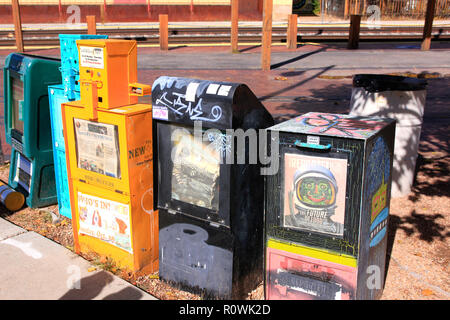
[266,246,357,300]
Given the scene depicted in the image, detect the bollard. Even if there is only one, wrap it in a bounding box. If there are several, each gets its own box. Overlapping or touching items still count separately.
[261,0,273,71]
[87,15,97,35]
[231,0,239,53]
[348,14,361,50]
[287,14,298,49]
[421,0,437,51]
[11,0,23,52]
[159,14,169,51]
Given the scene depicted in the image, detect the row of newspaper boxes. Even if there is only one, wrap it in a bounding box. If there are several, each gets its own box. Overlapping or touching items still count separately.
[3,38,396,300]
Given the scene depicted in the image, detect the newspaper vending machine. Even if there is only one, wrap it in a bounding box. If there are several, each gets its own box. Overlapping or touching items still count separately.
[265,112,395,300]
[62,39,158,273]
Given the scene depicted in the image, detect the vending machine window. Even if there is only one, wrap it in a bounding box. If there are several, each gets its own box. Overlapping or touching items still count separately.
[152,76,274,299]
[157,122,229,225]
[11,76,25,138]
[73,118,121,179]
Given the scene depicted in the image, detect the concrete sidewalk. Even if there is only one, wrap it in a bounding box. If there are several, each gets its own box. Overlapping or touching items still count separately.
[0,218,157,300]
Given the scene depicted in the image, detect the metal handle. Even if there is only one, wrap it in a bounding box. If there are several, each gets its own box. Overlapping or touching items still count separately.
[294,140,331,151]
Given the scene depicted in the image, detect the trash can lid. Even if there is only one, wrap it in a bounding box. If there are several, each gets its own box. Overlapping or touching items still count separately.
[353,74,427,92]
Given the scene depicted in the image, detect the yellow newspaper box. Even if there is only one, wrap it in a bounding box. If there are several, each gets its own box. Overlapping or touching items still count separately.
[76,39,148,111]
[62,39,157,273]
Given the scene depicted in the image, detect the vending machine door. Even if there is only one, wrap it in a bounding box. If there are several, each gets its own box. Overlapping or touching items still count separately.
[159,210,234,299]
[266,128,365,257]
[157,122,231,227]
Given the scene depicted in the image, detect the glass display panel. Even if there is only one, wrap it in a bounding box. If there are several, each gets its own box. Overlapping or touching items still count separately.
[283,153,347,237]
[74,118,121,179]
[169,125,221,212]
[11,77,24,135]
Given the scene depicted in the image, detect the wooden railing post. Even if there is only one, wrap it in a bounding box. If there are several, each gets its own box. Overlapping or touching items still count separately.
[159,14,169,51]
[87,15,97,35]
[231,0,239,53]
[11,0,23,52]
[347,14,361,49]
[421,0,437,50]
[287,14,298,49]
[261,0,273,71]
[344,0,349,18]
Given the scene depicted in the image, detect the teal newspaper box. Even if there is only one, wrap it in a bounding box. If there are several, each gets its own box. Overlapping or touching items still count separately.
[48,34,108,218]
[3,53,61,208]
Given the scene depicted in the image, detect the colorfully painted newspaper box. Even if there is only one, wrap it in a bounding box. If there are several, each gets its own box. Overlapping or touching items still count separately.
[49,34,108,219]
[62,39,157,273]
[3,53,61,208]
[152,76,274,299]
[265,112,395,300]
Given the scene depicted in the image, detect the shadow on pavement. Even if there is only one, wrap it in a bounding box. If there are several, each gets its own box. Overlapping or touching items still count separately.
[59,271,143,300]
[270,47,327,70]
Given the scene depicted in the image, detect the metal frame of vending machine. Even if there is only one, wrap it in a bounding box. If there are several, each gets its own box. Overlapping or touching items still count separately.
[48,34,108,219]
[62,39,158,273]
[151,76,274,299]
[3,53,61,208]
[265,112,395,300]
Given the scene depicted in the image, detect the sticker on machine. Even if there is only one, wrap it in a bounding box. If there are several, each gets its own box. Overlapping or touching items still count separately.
[14,153,32,193]
[77,192,133,253]
[79,46,104,69]
[152,105,169,120]
[283,153,348,237]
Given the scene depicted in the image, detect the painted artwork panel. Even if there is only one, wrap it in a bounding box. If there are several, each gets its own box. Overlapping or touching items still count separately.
[266,246,357,300]
[77,192,133,253]
[283,153,347,237]
[366,136,391,248]
[292,112,387,139]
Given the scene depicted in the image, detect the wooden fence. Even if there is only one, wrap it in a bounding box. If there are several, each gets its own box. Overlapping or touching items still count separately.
[325,0,449,19]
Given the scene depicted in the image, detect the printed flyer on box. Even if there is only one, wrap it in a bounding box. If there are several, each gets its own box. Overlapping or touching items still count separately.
[77,192,133,253]
[74,118,121,178]
[283,153,348,236]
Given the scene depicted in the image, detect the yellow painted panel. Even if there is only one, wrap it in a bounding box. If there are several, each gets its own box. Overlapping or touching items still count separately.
[267,238,357,268]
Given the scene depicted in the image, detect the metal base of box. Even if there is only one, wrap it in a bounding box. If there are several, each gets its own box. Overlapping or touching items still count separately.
[159,209,262,299]
[265,239,357,300]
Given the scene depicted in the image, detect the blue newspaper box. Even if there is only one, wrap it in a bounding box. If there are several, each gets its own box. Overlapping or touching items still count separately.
[48,84,80,218]
[59,34,108,100]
